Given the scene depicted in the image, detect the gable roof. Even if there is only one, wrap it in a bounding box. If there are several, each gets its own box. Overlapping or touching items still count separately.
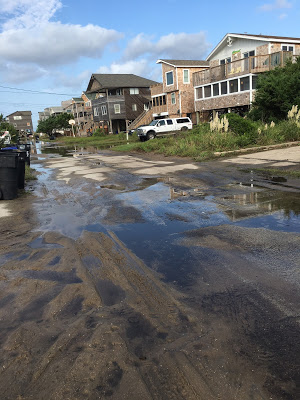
[157,59,209,67]
[72,97,83,102]
[6,111,32,117]
[206,33,300,60]
[82,91,97,100]
[87,74,158,92]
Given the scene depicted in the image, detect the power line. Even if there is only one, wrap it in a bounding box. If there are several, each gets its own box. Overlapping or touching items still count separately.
[0,85,78,96]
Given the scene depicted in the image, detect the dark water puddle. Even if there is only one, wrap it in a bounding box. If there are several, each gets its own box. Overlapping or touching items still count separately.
[58,296,84,318]
[81,256,125,305]
[22,269,82,284]
[41,146,74,157]
[33,163,53,182]
[28,236,63,249]
[95,279,126,306]
[0,252,16,266]
[19,286,63,322]
[0,252,30,266]
[101,184,126,191]
[48,256,61,266]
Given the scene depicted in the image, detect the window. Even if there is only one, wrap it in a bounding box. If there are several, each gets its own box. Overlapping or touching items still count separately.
[166,71,174,86]
[244,51,255,69]
[282,45,294,52]
[132,104,137,111]
[271,52,280,67]
[244,50,255,58]
[85,101,91,107]
[163,95,166,105]
[114,104,121,114]
[252,75,258,90]
[221,82,227,94]
[183,69,190,84]
[176,118,190,123]
[130,88,139,94]
[213,83,219,96]
[240,76,250,91]
[157,120,166,126]
[196,87,203,99]
[116,89,122,95]
[229,79,238,93]
[220,57,231,65]
[13,116,22,120]
[144,103,149,111]
[101,105,107,115]
[159,97,163,106]
[171,92,176,104]
[204,85,211,98]
[166,119,173,125]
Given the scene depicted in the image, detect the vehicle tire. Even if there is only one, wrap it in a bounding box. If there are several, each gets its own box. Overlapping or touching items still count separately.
[147,131,155,140]
[139,137,145,142]
[181,126,188,131]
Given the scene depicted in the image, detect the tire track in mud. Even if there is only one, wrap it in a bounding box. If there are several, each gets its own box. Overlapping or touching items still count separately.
[71,230,273,400]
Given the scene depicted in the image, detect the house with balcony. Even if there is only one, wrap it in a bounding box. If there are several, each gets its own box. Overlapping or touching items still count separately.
[193,33,300,121]
[86,74,158,133]
[129,60,209,129]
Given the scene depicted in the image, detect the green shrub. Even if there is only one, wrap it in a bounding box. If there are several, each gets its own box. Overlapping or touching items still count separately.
[221,113,257,136]
[93,128,107,137]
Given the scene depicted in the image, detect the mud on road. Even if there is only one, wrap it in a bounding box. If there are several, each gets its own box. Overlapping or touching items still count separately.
[0,145,299,400]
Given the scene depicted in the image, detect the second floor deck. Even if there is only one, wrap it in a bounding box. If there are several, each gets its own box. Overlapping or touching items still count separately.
[193,51,295,87]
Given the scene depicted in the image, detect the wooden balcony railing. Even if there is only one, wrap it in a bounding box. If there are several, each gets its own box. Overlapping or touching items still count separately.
[193,52,296,87]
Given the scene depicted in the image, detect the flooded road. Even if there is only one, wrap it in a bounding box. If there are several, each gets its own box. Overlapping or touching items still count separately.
[0,144,299,400]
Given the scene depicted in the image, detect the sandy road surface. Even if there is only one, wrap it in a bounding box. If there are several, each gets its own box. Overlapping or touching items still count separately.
[0,145,299,400]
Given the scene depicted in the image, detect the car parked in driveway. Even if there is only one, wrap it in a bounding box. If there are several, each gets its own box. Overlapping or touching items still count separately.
[137,117,193,141]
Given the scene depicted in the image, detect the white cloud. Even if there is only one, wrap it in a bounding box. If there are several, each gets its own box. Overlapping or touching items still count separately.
[97,59,161,82]
[123,32,211,61]
[259,0,292,11]
[0,23,123,66]
[52,70,92,90]
[0,62,46,83]
[0,0,62,29]
[279,12,288,18]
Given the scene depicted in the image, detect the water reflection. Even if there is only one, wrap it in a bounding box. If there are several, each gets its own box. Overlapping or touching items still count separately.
[221,190,300,220]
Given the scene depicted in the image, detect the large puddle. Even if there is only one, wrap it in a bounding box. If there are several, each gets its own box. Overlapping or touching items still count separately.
[32,155,300,285]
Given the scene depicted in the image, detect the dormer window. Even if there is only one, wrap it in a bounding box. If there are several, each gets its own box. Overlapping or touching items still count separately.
[166,71,174,86]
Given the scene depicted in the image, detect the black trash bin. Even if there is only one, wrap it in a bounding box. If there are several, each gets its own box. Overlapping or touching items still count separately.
[18,143,31,166]
[0,153,19,200]
[0,149,26,190]
[16,151,26,190]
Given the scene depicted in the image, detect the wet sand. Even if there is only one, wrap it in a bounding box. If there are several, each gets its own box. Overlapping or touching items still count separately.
[0,147,299,399]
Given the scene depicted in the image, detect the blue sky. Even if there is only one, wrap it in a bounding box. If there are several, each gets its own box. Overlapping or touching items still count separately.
[0,0,299,128]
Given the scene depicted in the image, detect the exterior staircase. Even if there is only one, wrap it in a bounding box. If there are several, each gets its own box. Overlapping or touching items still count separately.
[127,108,154,131]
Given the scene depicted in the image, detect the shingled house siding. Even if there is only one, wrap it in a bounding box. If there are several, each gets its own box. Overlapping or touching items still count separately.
[151,83,164,96]
[7,111,33,133]
[195,92,251,112]
[124,87,151,120]
[162,64,177,93]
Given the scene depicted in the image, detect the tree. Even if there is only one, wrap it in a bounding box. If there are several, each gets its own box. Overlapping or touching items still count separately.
[249,57,300,122]
[0,113,18,143]
[36,112,74,135]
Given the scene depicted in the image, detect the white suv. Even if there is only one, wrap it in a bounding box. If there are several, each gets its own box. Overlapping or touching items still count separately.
[137,117,192,141]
